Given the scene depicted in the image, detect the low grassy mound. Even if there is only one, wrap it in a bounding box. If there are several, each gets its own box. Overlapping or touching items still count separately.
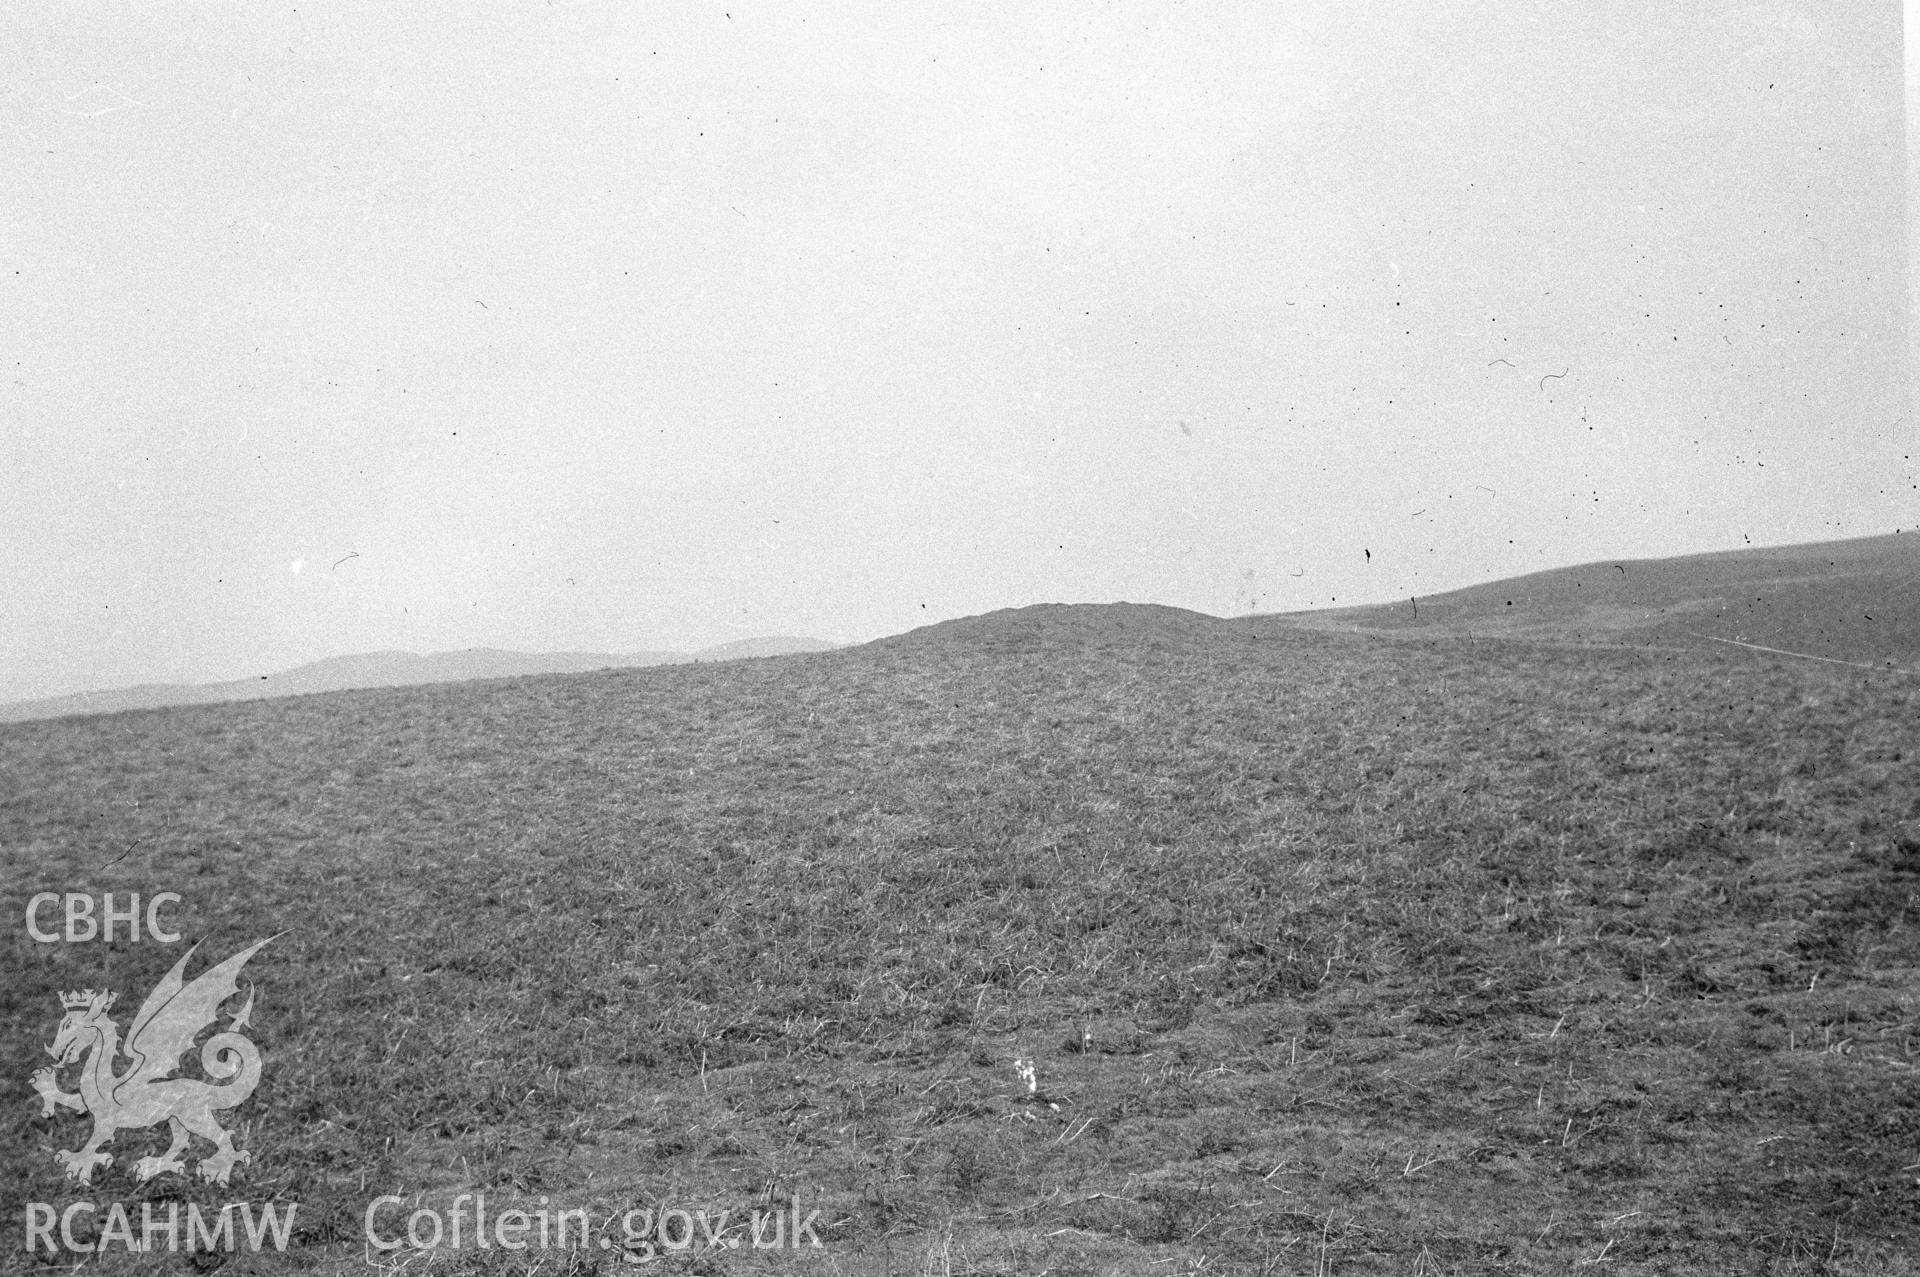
[876,601,1230,652]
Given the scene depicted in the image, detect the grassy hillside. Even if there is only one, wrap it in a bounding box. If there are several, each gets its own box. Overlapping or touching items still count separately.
[1,640,837,725]
[2,618,1916,1274]
[1256,533,1920,672]
[0,650,690,725]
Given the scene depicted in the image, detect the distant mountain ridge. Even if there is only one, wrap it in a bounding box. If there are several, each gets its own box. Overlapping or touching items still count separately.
[693,636,839,661]
[0,638,839,724]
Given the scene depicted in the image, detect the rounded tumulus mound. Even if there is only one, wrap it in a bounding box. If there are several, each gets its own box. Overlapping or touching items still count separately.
[869,602,1229,652]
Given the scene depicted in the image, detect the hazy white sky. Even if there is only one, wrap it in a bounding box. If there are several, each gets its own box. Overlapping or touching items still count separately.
[1,1,1908,701]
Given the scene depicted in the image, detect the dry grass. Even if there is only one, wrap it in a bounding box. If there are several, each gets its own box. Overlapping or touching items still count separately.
[2,617,1916,1274]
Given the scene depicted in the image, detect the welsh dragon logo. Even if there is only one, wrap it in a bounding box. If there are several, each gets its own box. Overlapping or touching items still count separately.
[31,937,275,1187]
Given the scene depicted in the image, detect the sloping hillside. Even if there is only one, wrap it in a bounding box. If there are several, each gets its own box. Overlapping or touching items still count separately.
[1,639,838,724]
[3,610,1913,1273]
[0,649,689,723]
[1253,533,1919,670]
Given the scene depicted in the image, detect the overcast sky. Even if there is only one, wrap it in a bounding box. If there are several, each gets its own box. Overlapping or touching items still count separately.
[1,1,1908,702]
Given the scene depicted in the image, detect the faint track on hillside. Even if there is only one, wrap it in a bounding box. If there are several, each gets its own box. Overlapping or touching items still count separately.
[1686,632,1920,675]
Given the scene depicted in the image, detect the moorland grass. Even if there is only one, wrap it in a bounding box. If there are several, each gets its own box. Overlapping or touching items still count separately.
[2,620,1916,1274]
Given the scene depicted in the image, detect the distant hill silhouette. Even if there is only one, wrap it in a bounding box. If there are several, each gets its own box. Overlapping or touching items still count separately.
[1250,533,1919,670]
[1,638,838,724]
